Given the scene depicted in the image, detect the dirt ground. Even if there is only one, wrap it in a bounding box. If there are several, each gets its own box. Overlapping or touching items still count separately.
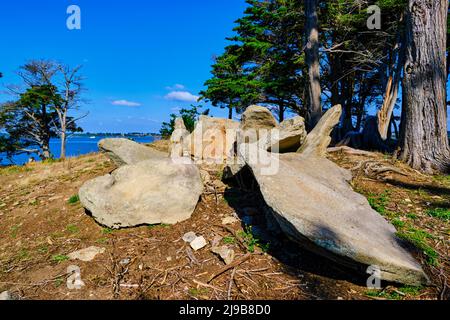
[0,144,448,300]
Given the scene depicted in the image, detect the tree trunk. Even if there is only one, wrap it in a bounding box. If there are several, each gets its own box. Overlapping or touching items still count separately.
[378,23,406,141]
[399,0,450,173]
[60,112,67,159]
[305,0,322,129]
[41,137,51,160]
[278,103,285,122]
[60,131,66,159]
[228,106,233,120]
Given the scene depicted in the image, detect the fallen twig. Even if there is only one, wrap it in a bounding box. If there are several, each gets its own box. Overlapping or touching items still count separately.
[327,146,378,157]
[208,253,251,283]
[227,268,236,300]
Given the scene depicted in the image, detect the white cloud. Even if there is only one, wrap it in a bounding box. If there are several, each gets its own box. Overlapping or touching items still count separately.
[165,84,185,90]
[111,100,142,107]
[164,91,199,102]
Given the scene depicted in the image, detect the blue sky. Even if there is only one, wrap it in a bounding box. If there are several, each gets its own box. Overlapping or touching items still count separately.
[0,0,247,133]
[0,1,448,133]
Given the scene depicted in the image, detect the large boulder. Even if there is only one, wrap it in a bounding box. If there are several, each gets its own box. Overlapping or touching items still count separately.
[170,118,190,158]
[239,105,278,144]
[297,104,342,157]
[259,116,307,153]
[79,158,203,229]
[183,116,239,163]
[98,138,166,166]
[237,105,428,285]
[240,147,428,285]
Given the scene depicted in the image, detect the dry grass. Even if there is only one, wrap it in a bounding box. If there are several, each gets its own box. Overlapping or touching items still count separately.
[0,147,448,300]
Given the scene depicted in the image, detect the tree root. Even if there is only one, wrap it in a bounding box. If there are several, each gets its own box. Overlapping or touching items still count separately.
[327,146,378,157]
[351,159,408,180]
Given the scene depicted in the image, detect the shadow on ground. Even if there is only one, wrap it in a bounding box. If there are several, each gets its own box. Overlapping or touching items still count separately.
[223,166,372,299]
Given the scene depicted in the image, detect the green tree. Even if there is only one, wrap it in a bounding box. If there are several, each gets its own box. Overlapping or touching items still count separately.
[202,0,306,121]
[1,85,61,160]
[160,105,209,138]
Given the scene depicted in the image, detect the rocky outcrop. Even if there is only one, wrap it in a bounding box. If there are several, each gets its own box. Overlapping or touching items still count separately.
[260,116,307,153]
[238,105,428,285]
[79,158,203,229]
[297,104,342,157]
[239,105,278,144]
[98,138,166,166]
[183,116,239,162]
[170,118,190,158]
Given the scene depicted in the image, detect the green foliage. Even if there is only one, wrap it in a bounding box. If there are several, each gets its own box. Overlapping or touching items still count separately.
[222,236,236,244]
[10,225,20,238]
[367,191,390,216]
[396,227,438,266]
[51,254,69,263]
[366,285,422,300]
[148,223,171,229]
[391,218,405,228]
[188,288,209,296]
[66,224,79,233]
[426,208,450,221]
[0,61,84,161]
[160,105,209,138]
[102,228,115,235]
[238,225,269,253]
[68,195,80,205]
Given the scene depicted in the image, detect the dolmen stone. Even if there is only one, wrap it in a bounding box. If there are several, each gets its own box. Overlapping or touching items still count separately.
[98,138,166,166]
[238,105,428,285]
[79,157,203,229]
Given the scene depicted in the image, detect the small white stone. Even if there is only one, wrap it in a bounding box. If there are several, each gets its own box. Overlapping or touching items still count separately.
[68,246,106,262]
[404,199,411,203]
[190,236,207,251]
[211,246,235,265]
[182,232,197,243]
[0,291,12,300]
[222,216,239,225]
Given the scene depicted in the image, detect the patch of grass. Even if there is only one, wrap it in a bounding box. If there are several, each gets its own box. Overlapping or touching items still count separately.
[66,224,79,234]
[68,195,80,205]
[188,288,209,296]
[366,286,423,300]
[433,175,450,185]
[238,225,270,253]
[0,166,33,175]
[396,227,438,266]
[96,237,108,244]
[51,254,69,263]
[222,236,236,244]
[367,191,390,216]
[398,285,422,296]
[54,277,64,287]
[29,199,39,206]
[365,289,402,300]
[391,218,406,229]
[406,213,418,220]
[148,223,171,229]
[426,208,450,221]
[102,228,115,235]
[17,249,30,261]
[38,245,49,254]
[10,225,20,238]
[42,158,61,165]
